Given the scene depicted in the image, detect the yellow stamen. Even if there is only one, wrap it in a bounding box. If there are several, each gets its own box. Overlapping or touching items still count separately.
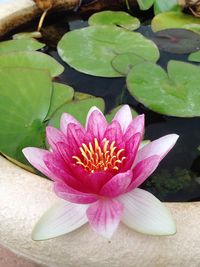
[72,138,126,173]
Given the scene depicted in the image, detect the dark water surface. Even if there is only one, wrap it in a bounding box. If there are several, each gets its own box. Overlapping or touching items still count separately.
[6,11,200,202]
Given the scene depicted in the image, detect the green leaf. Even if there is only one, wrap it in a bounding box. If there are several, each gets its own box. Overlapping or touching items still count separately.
[0,38,45,53]
[73,92,94,101]
[188,50,200,62]
[151,11,200,33]
[105,105,138,123]
[0,68,52,163]
[111,53,146,75]
[46,82,74,119]
[154,0,181,15]
[58,25,160,77]
[49,97,105,128]
[127,60,200,117]
[12,32,42,40]
[0,51,64,77]
[137,0,155,10]
[88,11,140,31]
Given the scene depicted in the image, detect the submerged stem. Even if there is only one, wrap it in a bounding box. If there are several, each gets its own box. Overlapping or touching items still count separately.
[125,0,131,10]
[37,8,49,32]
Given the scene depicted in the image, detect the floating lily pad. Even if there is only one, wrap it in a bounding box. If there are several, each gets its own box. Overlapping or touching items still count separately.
[58,25,160,77]
[49,96,105,128]
[151,29,200,54]
[154,0,181,15]
[0,38,45,53]
[188,50,200,62]
[137,0,154,10]
[105,105,138,123]
[127,60,200,117]
[88,11,140,31]
[46,82,74,119]
[0,68,52,163]
[12,31,42,40]
[152,12,200,33]
[0,51,64,77]
[111,53,146,75]
[73,92,94,101]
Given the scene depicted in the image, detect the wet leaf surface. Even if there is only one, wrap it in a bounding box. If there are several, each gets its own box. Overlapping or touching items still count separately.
[154,0,181,15]
[0,68,52,163]
[0,38,45,53]
[111,53,146,75]
[46,82,74,119]
[49,95,105,127]
[58,25,159,77]
[188,50,200,62]
[127,60,200,117]
[88,11,140,31]
[151,11,200,33]
[0,51,64,77]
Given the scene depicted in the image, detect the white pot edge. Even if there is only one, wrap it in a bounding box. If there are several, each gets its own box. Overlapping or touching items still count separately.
[1,155,200,267]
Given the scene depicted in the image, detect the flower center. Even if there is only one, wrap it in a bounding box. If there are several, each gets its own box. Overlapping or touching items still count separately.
[72,138,126,173]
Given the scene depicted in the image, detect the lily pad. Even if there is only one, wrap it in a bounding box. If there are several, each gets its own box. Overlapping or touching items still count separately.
[151,12,200,33]
[105,105,138,123]
[46,82,74,119]
[0,67,52,163]
[151,29,200,54]
[88,11,140,31]
[0,51,64,77]
[154,0,181,15]
[188,50,200,62]
[0,38,45,53]
[58,25,160,77]
[73,92,94,101]
[111,53,146,75]
[49,96,105,128]
[12,31,42,40]
[137,0,154,10]
[127,60,200,117]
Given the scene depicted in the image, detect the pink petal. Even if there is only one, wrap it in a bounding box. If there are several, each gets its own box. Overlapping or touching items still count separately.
[22,147,57,180]
[66,123,86,153]
[32,199,88,240]
[55,141,72,163]
[86,106,107,140]
[134,134,179,166]
[72,168,113,194]
[46,126,66,150]
[103,120,123,146]
[43,152,85,191]
[112,105,132,133]
[119,188,176,236]
[127,155,160,191]
[121,132,142,171]
[60,113,83,135]
[100,170,132,198]
[123,114,145,142]
[86,199,123,239]
[54,182,98,204]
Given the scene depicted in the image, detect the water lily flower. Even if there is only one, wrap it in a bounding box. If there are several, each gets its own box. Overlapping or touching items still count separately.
[23,105,179,240]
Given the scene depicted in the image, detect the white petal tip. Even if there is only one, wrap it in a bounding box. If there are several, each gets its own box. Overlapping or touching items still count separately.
[166,134,179,147]
[140,217,177,236]
[31,201,88,241]
[120,189,177,237]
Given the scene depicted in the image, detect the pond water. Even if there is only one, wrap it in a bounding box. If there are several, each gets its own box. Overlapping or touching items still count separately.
[4,9,200,202]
